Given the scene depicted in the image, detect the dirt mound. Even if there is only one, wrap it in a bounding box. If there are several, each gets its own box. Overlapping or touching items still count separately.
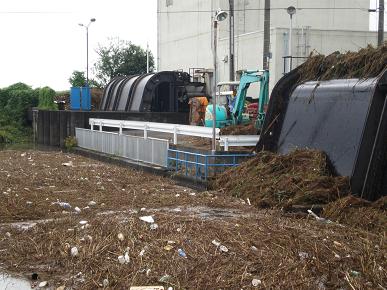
[323,195,387,233]
[212,149,350,208]
[298,43,387,83]
[220,122,257,135]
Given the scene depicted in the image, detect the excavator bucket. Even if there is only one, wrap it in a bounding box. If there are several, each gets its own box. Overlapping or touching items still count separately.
[257,67,387,201]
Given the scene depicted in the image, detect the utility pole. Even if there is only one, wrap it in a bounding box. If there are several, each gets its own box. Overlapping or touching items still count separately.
[378,0,384,46]
[263,0,270,70]
[229,0,235,81]
[146,42,150,73]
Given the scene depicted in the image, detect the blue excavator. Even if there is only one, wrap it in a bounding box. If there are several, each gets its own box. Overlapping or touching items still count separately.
[204,70,269,130]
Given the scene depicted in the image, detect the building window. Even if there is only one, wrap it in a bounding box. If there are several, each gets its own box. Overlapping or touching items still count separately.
[166,0,173,7]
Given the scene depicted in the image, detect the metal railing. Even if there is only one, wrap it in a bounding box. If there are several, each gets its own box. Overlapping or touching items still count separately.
[219,135,259,151]
[89,118,220,145]
[88,118,259,150]
[168,148,254,180]
[282,56,308,74]
[76,128,169,167]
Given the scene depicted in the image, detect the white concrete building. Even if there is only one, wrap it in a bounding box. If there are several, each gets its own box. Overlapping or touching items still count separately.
[157,0,385,95]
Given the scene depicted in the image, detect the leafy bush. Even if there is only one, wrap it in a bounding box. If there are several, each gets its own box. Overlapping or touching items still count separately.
[64,136,78,150]
[38,86,58,110]
[0,83,39,143]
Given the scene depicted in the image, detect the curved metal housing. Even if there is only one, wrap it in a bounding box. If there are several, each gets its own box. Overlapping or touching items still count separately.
[99,71,192,113]
[257,69,387,201]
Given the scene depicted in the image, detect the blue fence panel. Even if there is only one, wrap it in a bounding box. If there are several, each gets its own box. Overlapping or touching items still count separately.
[167,149,254,181]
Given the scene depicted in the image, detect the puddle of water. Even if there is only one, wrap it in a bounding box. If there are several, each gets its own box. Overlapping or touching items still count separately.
[0,219,54,231]
[0,273,31,290]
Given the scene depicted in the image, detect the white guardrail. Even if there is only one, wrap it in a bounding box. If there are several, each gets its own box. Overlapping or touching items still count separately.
[88,118,259,150]
[219,135,260,151]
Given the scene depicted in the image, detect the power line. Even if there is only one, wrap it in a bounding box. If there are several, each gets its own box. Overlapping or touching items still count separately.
[157,7,370,14]
[0,11,70,14]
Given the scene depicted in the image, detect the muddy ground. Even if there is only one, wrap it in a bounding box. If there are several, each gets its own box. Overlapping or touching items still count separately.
[0,150,385,289]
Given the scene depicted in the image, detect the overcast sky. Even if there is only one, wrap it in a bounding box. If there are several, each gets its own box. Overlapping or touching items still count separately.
[0,0,385,91]
[0,0,157,90]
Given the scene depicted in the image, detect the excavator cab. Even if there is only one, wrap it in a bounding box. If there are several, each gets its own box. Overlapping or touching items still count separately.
[205,70,269,129]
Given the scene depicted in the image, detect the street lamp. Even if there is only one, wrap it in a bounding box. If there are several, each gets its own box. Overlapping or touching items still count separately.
[79,18,96,86]
[286,6,296,73]
[212,8,228,152]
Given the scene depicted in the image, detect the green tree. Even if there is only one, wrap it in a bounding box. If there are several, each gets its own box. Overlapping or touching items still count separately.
[69,70,87,87]
[38,86,58,110]
[0,83,39,143]
[94,38,155,86]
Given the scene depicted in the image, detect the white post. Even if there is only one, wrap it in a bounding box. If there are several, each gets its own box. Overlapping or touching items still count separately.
[91,121,94,131]
[144,124,148,139]
[119,123,123,135]
[224,137,229,151]
[212,19,218,153]
[173,126,177,145]
[288,14,293,73]
[99,122,102,132]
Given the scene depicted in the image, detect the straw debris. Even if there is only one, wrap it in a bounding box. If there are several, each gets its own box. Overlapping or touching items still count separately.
[212,149,350,208]
[298,43,387,83]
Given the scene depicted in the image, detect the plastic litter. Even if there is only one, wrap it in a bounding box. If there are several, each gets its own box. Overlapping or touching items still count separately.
[212,240,221,247]
[130,287,164,290]
[159,274,171,282]
[252,278,262,287]
[307,210,332,223]
[139,246,148,256]
[71,247,79,257]
[350,270,360,277]
[5,232,11,237]
[164,245,174,251]
[177,248,187,258]
[103,278,109,287]
[212,240,228,252]
[251,246,258,251]
[118,255,125,264]
[74,207,81,213]
[88,201,97,206]
[61,161,74,167]
[79,220,88,225]
[117,233,125,241]
[150,223,159,230]
[139,216,154,223]
[123,252,130,263]
[299,252,309,260]
[52,201,71,209]
[39,281,48,287]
